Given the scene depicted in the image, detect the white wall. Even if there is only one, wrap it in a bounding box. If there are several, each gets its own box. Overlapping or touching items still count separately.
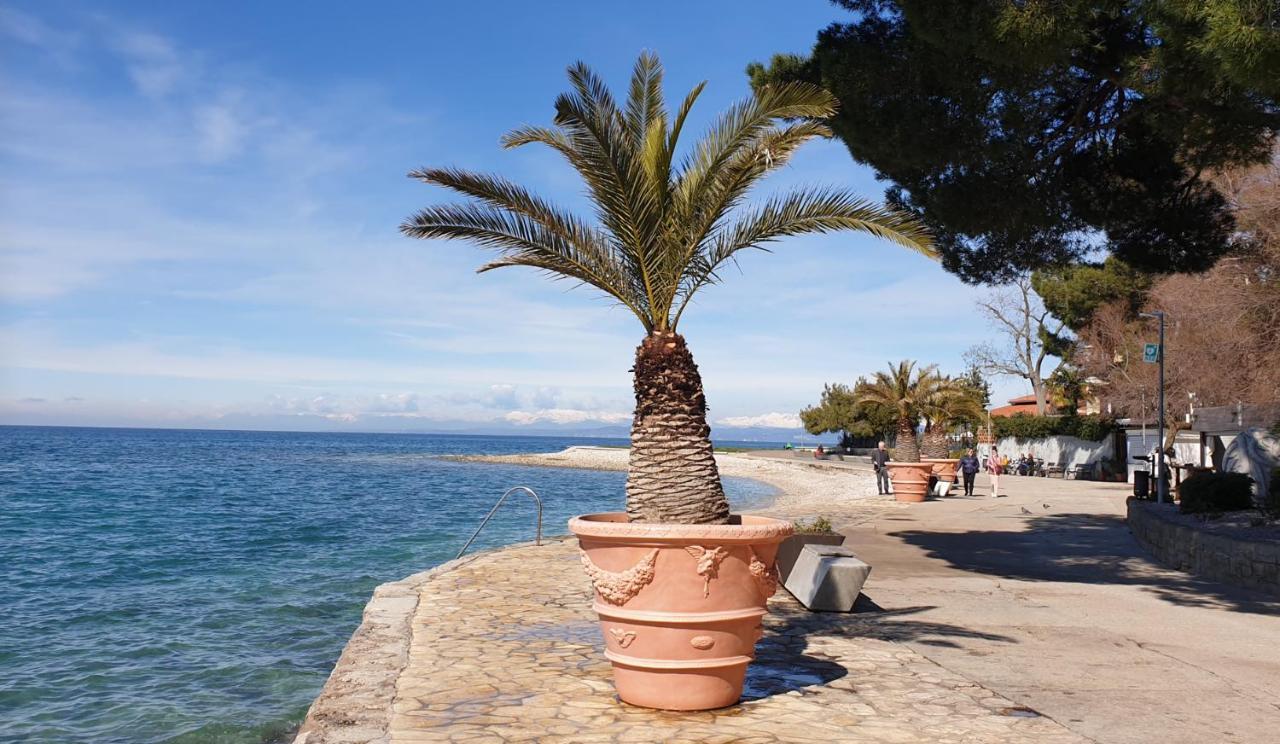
[981,433,1115,471]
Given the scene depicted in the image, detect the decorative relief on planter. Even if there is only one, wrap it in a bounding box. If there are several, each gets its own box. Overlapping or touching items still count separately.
[684,545,730,598]
[580,548,658,605]
[689,635,715,650]
[749,548,779,598]
[609,628,637,648]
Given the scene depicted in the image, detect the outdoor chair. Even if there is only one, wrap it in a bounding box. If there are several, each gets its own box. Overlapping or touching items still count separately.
[1066,462,1094,480]
[1046,461,1067,478]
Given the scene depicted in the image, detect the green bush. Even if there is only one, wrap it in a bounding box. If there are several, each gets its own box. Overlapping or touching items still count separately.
[792,516,835,534]
[992,413,1114,442]
[1179,472,1255,514]
[1264,467,1280,519]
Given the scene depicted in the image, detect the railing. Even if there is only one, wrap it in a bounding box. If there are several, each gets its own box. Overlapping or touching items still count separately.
[455,486,543,559]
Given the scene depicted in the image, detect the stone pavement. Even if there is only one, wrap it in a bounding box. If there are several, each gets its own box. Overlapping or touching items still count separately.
[297,536,1086,744]
[296,465,1280,744]
[838,474,1280,744]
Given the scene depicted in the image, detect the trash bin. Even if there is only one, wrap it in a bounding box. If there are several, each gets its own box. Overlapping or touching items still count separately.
[1133,469,1150,499]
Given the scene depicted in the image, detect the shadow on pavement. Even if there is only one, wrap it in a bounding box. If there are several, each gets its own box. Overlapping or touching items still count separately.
[889,512,1280,615]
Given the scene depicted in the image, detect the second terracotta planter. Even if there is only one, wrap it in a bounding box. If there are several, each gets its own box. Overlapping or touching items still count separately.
[569,512,792,710]
[922,458,960,483]
[884,462,934,502]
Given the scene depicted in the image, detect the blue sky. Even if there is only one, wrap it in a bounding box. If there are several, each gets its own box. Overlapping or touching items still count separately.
[0,1,1024,433]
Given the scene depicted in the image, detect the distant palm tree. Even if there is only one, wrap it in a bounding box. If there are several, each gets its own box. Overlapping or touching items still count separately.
[402,53,933,524]
[857,361,944,463]
[920,378,985,459]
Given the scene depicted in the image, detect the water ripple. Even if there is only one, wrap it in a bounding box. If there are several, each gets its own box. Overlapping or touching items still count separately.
[0,426,777,743]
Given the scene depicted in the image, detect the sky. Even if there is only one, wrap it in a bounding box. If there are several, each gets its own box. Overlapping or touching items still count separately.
[0,0,1027,435]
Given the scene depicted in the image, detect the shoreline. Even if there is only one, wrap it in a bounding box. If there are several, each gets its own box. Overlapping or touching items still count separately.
[447,445,902,524]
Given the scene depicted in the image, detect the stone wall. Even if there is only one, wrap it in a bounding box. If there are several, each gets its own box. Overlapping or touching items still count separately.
[1126,499,1280,597]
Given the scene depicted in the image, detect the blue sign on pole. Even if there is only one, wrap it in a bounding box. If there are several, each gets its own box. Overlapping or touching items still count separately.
[1143,343,1160,364]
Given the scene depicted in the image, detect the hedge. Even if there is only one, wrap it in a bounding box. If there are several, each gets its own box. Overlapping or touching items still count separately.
[1179,472,1255,514]
[992,414,1114,442]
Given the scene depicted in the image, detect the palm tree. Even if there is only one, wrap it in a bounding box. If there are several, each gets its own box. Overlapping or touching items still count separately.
[857,361,945,463]
[401,53,933,524]
[920,378,985,459]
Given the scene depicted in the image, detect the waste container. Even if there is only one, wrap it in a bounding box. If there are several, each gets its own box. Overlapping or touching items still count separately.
[1133,469,1150,499]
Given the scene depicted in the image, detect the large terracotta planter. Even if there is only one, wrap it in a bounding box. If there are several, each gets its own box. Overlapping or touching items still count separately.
[922,458,960,483]
[569,513,793,710]
[884,462,934,502]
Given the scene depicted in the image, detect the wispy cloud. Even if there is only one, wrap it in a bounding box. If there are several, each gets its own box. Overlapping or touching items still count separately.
[109,28,185,97]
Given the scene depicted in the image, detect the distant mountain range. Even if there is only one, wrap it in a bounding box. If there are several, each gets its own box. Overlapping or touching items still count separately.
[0,415,835,445]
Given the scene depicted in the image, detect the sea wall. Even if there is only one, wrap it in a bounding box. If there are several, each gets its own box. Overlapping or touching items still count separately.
[1126,499,1280,597]
[291,544,535,744]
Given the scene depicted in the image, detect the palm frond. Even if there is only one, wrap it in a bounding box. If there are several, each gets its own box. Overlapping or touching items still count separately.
[674,82,838,213]
[625,51,666,148]
[672,189,934,324]
[403,54,934,334]
[399,202,649,325]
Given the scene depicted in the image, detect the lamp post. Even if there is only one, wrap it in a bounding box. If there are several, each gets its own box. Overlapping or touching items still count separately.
[1140,310,1167,503]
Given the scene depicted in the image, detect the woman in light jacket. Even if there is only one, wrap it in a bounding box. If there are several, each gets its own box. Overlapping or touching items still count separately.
[987,446,1003,498]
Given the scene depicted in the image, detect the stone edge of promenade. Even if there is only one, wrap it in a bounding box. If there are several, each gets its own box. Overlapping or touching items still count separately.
[291,539,554,744]
[1127,497,1280,597]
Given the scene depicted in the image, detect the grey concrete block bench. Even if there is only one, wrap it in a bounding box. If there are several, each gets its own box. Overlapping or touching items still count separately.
[782,544,872,612]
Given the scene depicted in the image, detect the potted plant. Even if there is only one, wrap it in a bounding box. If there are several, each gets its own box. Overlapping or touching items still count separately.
[920,378,984,485]
[402,53,931,710]
[776,517,845,581]
[857,361,942,502]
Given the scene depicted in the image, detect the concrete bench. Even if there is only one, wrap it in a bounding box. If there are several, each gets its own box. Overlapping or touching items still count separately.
[783,544,872,612]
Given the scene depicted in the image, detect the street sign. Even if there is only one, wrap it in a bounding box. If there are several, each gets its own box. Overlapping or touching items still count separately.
[1143,343,1160,364]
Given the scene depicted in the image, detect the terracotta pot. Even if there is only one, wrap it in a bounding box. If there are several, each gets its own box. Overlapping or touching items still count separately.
[884,462,934,502]
[569,512,793,710]
[922,458,960,483]
[775,532,845,582]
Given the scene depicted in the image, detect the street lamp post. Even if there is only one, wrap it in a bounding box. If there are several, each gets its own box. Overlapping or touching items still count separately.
[1140,310,1167,503]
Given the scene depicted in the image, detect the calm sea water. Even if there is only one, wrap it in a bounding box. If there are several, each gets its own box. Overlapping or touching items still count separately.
[0,426,778,743]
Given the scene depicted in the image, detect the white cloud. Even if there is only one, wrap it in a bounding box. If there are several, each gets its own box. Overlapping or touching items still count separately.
[716,412,804,429]
[504,408,630,426]
[195,102,247,161]
[0,6,79,64]
[111,30,183,97]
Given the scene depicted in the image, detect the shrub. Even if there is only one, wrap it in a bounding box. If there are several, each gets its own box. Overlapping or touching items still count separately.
[992,413,1114,442]
[1179,472,1255,514]
[792,517,835,534]
[1264,468,1280,519]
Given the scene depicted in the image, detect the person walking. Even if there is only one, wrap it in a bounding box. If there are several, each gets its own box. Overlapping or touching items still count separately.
[871,440,891,495]
[958,448,980,497]
[987,446,1004,498]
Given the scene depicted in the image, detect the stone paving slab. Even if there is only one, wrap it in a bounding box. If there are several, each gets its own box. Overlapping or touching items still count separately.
[298,537,1088,744]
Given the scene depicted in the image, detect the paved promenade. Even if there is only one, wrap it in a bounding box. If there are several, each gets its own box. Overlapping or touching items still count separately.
[296,460,1280,744]
[841,475,1280,744]
[296,536,1085,744]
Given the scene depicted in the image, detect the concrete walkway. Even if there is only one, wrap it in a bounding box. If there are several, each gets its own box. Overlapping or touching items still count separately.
[843,474,1280,744]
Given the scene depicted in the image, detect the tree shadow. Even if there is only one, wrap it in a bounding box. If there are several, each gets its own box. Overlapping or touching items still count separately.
[889,512,1280,615]
[736,594,1021,703]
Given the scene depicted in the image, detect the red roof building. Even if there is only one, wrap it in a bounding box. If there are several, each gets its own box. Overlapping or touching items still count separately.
[989,394,1053,418]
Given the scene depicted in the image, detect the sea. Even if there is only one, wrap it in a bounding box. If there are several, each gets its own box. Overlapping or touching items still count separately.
[0,426,780,743]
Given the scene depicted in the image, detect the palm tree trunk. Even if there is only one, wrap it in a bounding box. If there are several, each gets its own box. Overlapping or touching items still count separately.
[895,416,920,462]
[626,331,730,524]
[921,423,949,459]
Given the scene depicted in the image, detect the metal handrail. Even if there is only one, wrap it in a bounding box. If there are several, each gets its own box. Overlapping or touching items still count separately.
[455,486,543,558]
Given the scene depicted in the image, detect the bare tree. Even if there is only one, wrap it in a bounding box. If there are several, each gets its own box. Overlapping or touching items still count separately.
[965,276,1065,415]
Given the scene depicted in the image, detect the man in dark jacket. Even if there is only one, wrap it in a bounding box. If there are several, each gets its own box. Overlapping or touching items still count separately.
[958,448,981,497]
[871,440,891,495]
